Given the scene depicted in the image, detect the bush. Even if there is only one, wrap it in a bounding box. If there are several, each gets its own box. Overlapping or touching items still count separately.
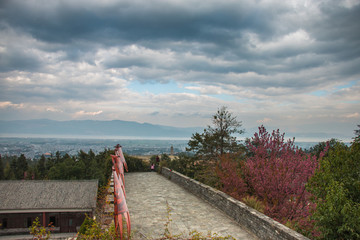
[78,216,118,240]
[308,141,360,239]
[124,154,150,172]
[216,154,247,199]
[165,153,199,178]
[241,195,265,213]
[29,217,53,240]
[313,181,360,239]
[193,161,219,188]
[78,214,95,235]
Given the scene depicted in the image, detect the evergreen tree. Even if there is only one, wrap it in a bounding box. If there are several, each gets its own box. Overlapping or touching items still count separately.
[187,106,244,159]
[4,162,15,180]
[55,151,61,164]
[0,155,4,180]
[354,124,360,143]
[16,154,28,179]
[37,155,46,179]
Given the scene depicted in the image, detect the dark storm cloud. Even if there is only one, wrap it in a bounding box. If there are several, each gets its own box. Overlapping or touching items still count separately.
[0,0,278,47]
[312,3,360,43]
[1,1,358,58]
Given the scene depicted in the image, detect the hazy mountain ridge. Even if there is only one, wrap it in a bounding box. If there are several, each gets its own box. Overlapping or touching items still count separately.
[0,119,352,142]
[0,119,202,138]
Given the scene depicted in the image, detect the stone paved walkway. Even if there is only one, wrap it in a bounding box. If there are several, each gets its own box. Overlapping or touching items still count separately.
[125,172,257,240]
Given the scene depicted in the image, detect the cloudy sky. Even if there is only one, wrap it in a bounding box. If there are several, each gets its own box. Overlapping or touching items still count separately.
[0,0,359,141]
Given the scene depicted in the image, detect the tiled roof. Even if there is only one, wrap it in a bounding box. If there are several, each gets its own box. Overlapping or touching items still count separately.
[0,180,98,211]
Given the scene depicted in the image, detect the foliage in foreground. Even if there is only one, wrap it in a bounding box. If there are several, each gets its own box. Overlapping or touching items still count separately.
[124,153,150,172]
[29,217,53,240]
[215,126,324,237]
[246,126,323,234]
[77,215,118,240]
[308,141,360,239]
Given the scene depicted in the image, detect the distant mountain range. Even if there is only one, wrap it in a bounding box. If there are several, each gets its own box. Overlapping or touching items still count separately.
[0,119,352,143]
[0,119,203,138]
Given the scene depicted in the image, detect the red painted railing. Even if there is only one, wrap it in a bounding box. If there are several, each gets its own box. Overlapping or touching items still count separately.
[111,144,131,239]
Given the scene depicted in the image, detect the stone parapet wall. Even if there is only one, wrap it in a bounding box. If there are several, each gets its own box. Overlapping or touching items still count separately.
[161,167,309,240]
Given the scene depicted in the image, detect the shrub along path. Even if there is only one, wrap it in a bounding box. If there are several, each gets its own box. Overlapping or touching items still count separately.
[125,172,257,240]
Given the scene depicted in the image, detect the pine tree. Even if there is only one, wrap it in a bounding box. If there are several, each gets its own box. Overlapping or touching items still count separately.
[0,155,4,180]
[187,106,244,159]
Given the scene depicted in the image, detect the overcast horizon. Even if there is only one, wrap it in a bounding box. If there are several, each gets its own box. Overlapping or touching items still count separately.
[0,0,359,142]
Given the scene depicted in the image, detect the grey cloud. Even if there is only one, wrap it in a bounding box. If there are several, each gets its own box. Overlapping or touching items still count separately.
[0,48,41,72]
[0,0,278,46]
[0,74,116,104]
[314,3,360,43]
[304,3,360,64]
[4,0,354,85]
[0,0,359,120]
[149,111,160,116]
[102,56,152,69]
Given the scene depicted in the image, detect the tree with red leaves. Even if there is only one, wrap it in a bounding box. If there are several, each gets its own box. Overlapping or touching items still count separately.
[245,126,324,235]
[216,154,247,200]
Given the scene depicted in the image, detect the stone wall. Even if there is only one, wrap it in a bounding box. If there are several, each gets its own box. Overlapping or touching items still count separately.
[161,167,309,240]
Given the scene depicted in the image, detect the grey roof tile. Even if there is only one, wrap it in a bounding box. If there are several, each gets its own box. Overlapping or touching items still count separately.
[0,180,98,211]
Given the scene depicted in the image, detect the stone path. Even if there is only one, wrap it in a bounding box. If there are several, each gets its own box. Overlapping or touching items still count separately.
[125,172,257,240]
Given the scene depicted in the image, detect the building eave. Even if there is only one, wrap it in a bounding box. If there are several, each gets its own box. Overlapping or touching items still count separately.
[0,208,95,214]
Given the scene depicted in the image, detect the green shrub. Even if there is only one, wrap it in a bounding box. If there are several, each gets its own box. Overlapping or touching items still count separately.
[78,214,94,235]
[241,195,265,213]
[314,181,360,239]
[77,216,118,240]
[124,154,150,172]
[29,217,53,240]
[308,142,360,239]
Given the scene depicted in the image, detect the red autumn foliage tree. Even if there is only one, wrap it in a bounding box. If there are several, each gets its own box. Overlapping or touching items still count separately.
[216,154,247,200]
[245,126,323,231]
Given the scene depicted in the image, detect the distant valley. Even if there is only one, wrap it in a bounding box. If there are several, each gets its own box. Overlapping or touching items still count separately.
[0,119,350,159]
[0,137,188,159]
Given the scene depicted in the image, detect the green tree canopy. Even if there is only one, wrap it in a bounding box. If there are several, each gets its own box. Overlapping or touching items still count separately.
[0,156,3,180]
[308,141,360,239]
[307,138,346,158]
[36,155,46,179]
[14,154,28,179]
[354,124,360,143]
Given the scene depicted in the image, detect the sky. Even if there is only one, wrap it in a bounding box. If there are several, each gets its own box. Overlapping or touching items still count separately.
[0,0,360,141]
